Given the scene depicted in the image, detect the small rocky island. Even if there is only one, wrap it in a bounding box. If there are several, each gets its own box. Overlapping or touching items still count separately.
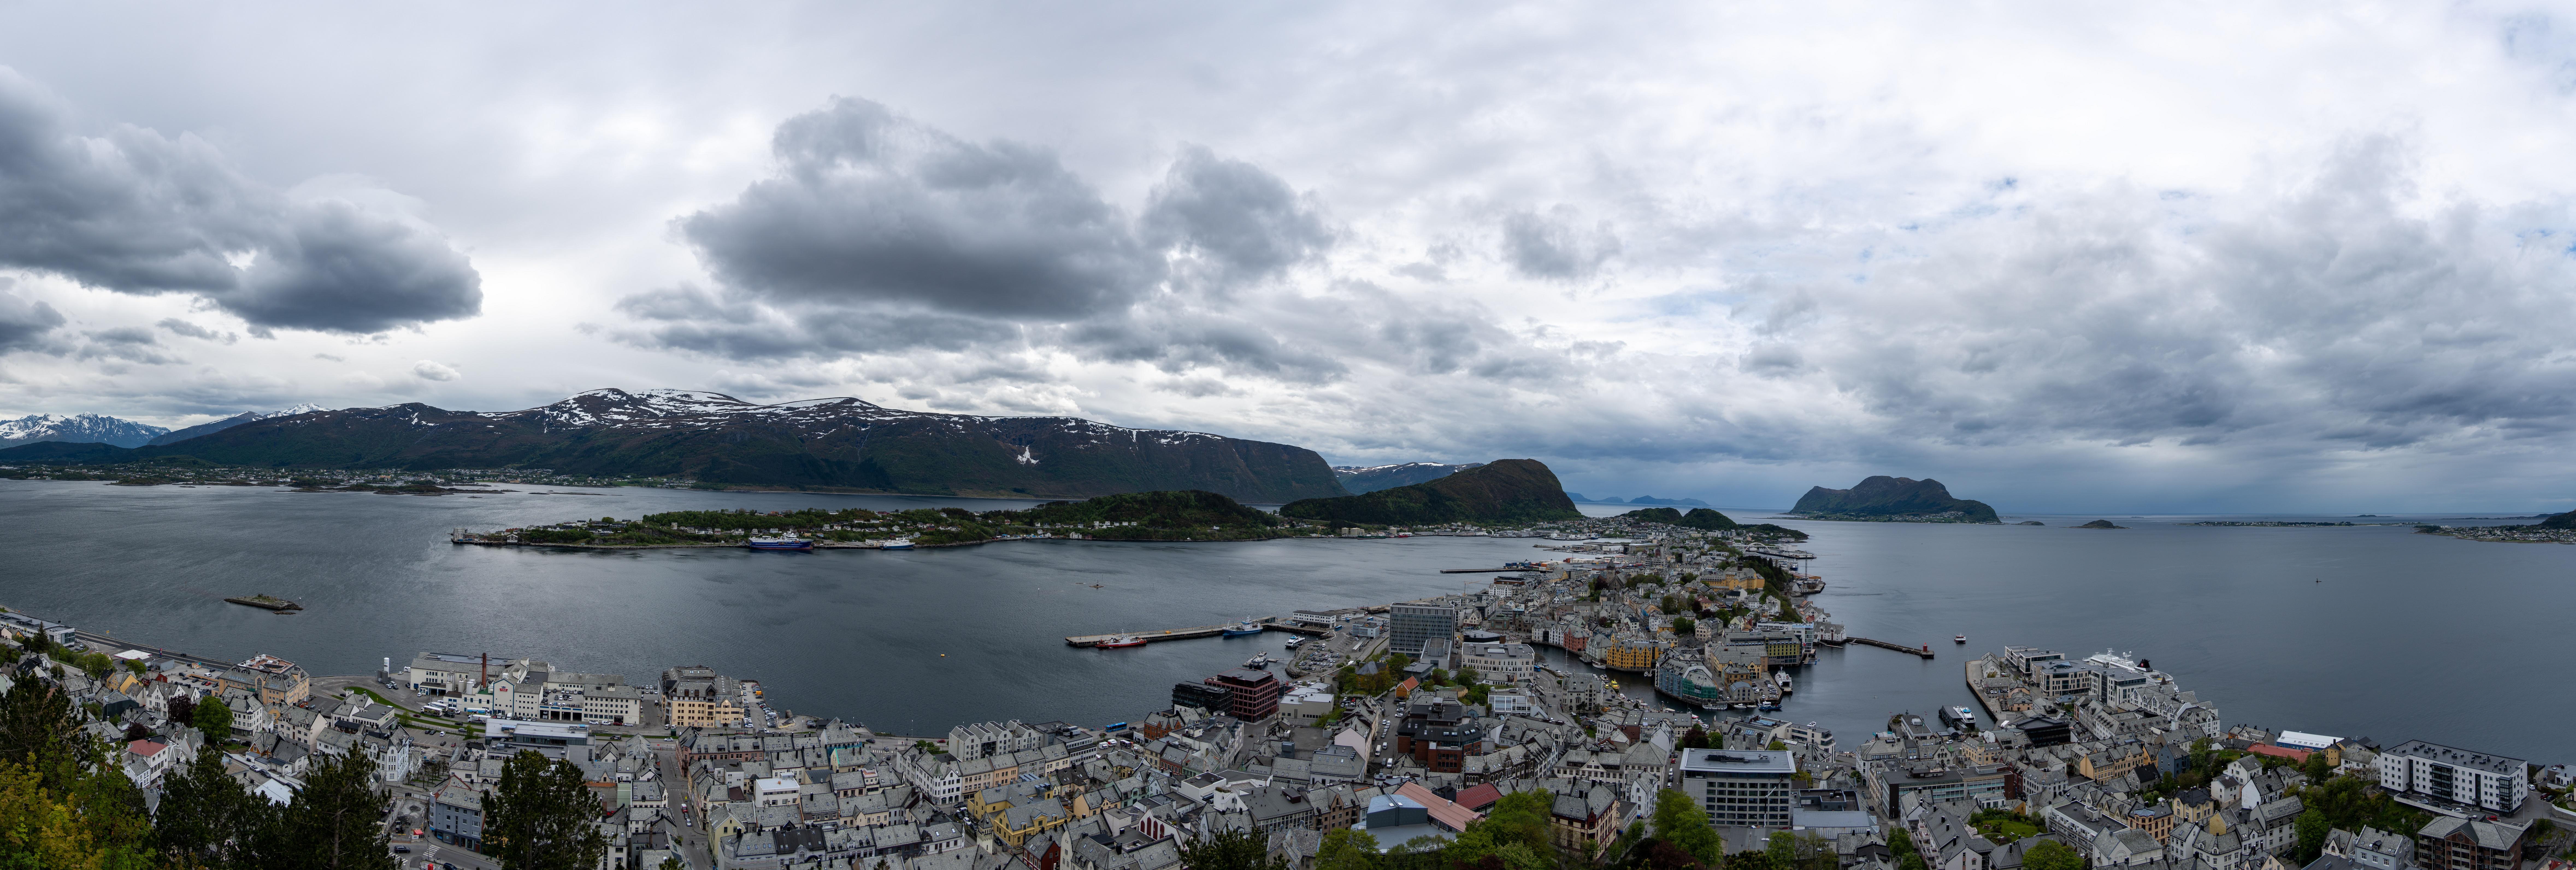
[2077,519,2126,529]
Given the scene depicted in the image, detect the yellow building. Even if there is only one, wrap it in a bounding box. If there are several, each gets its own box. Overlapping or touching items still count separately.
[1603,637,1667,671]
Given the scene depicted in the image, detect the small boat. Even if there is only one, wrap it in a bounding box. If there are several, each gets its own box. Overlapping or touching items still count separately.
[1245,652,1273,668]
[1096,635,1147,648]
[1284,637,1307,649]
[1774,672,1793,694]
[882,539,915,550]
[1758,701,1781,711]
[747,536,814,551]
[1220,619,1265,637]
[1954,634,1967,644]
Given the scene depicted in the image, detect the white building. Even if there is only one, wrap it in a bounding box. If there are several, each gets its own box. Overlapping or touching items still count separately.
[1458,643,1537,684]
[2375,740,2528,812]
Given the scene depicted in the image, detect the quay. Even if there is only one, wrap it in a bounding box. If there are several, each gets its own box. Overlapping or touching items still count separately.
[1065,620,1328,647]
[1849,637,1936,658]
[1439,568,1523,574]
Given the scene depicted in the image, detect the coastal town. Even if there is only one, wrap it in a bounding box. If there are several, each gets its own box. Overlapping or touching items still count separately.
[2,512,2566,870]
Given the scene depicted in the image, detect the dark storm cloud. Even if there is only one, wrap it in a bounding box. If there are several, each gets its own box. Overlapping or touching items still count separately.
[1500,205,1619,280]
[675,98,1154,319]
[0,281,63,351]
[0,67,480,333]
[1140,145,1332,289]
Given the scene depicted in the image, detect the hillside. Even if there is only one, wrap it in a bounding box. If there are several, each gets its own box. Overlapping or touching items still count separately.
[1789,476,2000,523]
[146,405,326,445]
[1279,458,1583,525]
[0,389,1346,503]
[0,413,169,448]
[1620,507,1739,530]
[988,490,1289,541]
[1333,462,1481,494]
[2539,510,2575,530]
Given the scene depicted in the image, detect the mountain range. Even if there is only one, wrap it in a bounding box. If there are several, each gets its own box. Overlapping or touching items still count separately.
[0,389,1348,503]
[1788,475,2000,523]
[1282,458,1583,525]
[0,413,171,449]
[1332,462,1483,494]
[145,405,327,446]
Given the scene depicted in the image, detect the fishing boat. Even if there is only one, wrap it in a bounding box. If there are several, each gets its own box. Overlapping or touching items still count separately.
[1219,619,1265,637]
[881,539,915,550]
[1095,635,1146,648]
[747,535,814,551]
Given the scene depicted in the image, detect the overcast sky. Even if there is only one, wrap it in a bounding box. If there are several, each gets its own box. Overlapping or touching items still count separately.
[5,2,2576,513]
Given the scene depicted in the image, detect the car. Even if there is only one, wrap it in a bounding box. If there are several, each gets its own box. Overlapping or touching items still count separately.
[393,845,411,853]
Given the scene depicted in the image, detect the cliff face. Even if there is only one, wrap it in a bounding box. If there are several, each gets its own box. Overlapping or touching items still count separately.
[1279,458,1584,525]
[0,389,1348,502]
[1789,476,2000,523]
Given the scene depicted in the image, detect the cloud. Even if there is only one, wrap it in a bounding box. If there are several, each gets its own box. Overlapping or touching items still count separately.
[0,282,63,352]
[311,352,344,362]
[673,98,1152,321]
[0,66,481,333]
[157,318,238,344]
[1500,206,1620,281]
[76,326,181,364]
[411,360,460,381]
[1140,145,1333,290]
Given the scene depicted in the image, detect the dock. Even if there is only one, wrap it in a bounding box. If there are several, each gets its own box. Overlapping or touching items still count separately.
[1849,637,1936,659]
[1065,620,1328,648]
[1439,568,1525,574]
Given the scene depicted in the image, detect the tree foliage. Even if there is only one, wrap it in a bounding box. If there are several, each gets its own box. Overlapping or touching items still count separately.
[1178,827,1290,870]
[1654,788,1723,867]
[482,750,609,870]
[192,697,234,739]
[2022,839,2083,870]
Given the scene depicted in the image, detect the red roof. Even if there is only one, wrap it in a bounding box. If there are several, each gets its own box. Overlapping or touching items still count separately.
[2246,744,2312,762]
[1454,783,1504,812]
[127,740,166,757]
[1396,781,1485,833]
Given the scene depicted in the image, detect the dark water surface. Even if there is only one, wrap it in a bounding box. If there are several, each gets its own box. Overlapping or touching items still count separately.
[2,481,2565,763]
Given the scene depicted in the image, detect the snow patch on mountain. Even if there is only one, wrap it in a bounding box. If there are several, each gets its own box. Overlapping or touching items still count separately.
[0,413,172,448]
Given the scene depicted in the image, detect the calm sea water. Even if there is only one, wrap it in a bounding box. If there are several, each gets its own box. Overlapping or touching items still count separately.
[1,481,2563,763]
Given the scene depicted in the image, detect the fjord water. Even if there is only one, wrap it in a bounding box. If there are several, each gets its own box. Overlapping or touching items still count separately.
[1,481,2566,762]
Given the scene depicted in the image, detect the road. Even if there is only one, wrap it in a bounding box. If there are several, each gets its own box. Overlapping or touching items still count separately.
[653,738,717,869]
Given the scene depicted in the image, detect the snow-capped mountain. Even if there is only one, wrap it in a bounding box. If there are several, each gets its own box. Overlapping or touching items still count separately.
[0,413,172,449]
[1331,461,1484,495]
[145,404,328,446]
[61,388,1346,502]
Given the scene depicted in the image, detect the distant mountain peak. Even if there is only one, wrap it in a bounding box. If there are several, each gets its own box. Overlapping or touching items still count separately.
[0,412,171,449]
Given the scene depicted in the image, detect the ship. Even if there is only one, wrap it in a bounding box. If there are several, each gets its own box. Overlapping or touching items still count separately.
[1940,705,1978,730]
[747,536,814,551]
[1245,652,1274,669]
[1220,619,1265,637]
[225,594,302,612]
[1095,635,1146,648]
[881,539,915,550]
[1284,636,1307,649]
[1954,634,1967,644]
[1774,672,1793,694]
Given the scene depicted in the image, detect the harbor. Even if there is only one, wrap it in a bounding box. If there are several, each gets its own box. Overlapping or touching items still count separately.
[1064,619,1328,648]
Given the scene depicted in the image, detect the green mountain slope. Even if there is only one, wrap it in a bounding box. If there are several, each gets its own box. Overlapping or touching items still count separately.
[1789,476,1999,523]
[1619,507,1740,530]
[0,389,1347,503]
[1279,458,1583,525]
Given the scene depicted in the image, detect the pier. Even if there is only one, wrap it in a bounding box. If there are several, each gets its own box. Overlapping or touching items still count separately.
[1439,568,1524,574]
[1065,620,1328,647]
[1849,637,1936,659]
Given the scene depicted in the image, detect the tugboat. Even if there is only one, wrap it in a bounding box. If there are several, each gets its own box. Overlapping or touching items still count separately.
[1095,635,1147,648]
[747,535,815,551]
[1220,619,1265,637]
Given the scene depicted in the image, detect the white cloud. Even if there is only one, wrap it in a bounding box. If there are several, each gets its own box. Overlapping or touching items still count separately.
[411,360,460,382]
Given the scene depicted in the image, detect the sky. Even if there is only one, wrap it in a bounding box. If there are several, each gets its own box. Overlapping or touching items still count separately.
[4,2,2576,514]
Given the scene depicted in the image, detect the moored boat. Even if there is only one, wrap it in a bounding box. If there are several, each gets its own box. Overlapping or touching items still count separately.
[748,536,814,551]
[1220,619,1265,637]
[881,539,915,550]
[1095,635,1146,648]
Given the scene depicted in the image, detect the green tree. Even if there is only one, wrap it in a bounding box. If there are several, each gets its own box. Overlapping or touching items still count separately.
[193,697,235,740]
[1178,827,1289,870]
[2023,839,2083,870]
[1315,828,1380,870]
[2294,809,2331,862]
[0,678,154,868]
[481,750,609,870]
[1654,788,1723,866]
[154,743,274,868]
[268,751,395,869]
[2301,751,2331,783]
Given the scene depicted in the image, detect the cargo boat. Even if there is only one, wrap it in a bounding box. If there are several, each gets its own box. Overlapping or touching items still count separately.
[747,536,814,551]
[881,539,915,550]
[1220,619,1265,637]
